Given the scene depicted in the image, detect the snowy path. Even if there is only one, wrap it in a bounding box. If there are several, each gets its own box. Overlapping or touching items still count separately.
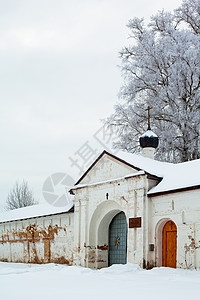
[1,263,200,300]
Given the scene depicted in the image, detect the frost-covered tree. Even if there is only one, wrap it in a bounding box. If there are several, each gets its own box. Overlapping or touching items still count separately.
[107,0,200,162]
[6,181,37,210]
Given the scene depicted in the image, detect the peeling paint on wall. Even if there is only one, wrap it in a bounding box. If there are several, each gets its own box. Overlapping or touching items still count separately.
[0,213,74,265]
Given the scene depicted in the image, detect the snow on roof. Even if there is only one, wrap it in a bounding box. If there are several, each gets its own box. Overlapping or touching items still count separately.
[115,151,200,195]
[0,202,74,224]
[141,130,158,138]
[1,151,199,224]
[115,150,171,178]
[148,159,200,195]
[73,150,200,195]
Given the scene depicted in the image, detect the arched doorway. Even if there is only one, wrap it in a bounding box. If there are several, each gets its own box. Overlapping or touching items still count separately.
[88,200,124,269]
[162,220,177,268]
[108,212,127,266]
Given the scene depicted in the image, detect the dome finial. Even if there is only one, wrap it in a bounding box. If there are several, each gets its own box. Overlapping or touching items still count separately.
[145,106,152,130]
[139,106,159,159]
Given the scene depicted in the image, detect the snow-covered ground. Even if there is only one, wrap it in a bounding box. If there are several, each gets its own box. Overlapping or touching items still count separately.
[1,263,200,300]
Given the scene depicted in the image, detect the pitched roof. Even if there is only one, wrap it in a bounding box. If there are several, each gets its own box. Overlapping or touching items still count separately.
[74,150,200,196]
[1,151,199,224]
[0,202,74,224]
[148,158,200,196]
[113,151,200,196]
[75,150,161,185]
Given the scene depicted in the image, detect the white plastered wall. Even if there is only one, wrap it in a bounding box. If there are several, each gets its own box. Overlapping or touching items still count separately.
[72,154,154,268]
[149,188,200,269]
[0,212,74,264]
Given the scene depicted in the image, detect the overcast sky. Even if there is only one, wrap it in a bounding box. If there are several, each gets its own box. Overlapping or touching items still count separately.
[0,0,182,210]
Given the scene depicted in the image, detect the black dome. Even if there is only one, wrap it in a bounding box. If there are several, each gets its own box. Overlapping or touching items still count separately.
[139,130,159,149]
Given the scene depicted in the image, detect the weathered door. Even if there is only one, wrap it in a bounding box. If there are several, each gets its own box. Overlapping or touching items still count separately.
[108,212,127,266]
[162,221,177,268]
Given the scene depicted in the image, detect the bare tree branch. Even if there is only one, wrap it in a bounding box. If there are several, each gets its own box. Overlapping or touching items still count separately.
[5,180,38,210]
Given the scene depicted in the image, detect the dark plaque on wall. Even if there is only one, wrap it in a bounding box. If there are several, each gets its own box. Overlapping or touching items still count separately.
[129,217,142,228]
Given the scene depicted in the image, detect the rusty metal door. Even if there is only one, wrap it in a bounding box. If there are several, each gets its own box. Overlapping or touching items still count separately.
[108,212,127,266]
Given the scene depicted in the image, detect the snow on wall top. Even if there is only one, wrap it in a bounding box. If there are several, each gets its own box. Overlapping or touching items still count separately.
[116,151,200,195]
[72,170,146,191]
[0,202,74,224]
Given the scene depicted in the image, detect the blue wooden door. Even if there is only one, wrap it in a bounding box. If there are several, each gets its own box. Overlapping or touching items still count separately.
[108,212,127,266]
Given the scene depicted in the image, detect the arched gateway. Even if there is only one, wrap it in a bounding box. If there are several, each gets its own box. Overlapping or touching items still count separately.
[108,212,127,266]
[88,201,126,268]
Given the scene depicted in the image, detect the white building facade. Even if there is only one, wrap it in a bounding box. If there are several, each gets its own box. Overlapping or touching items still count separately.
[71,150,200,269]
[0,149,200,269]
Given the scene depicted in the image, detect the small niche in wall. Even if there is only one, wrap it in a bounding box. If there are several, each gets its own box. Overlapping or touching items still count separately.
[149,244,154,252]
[182,211,186,224]
[172,200,174,210]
